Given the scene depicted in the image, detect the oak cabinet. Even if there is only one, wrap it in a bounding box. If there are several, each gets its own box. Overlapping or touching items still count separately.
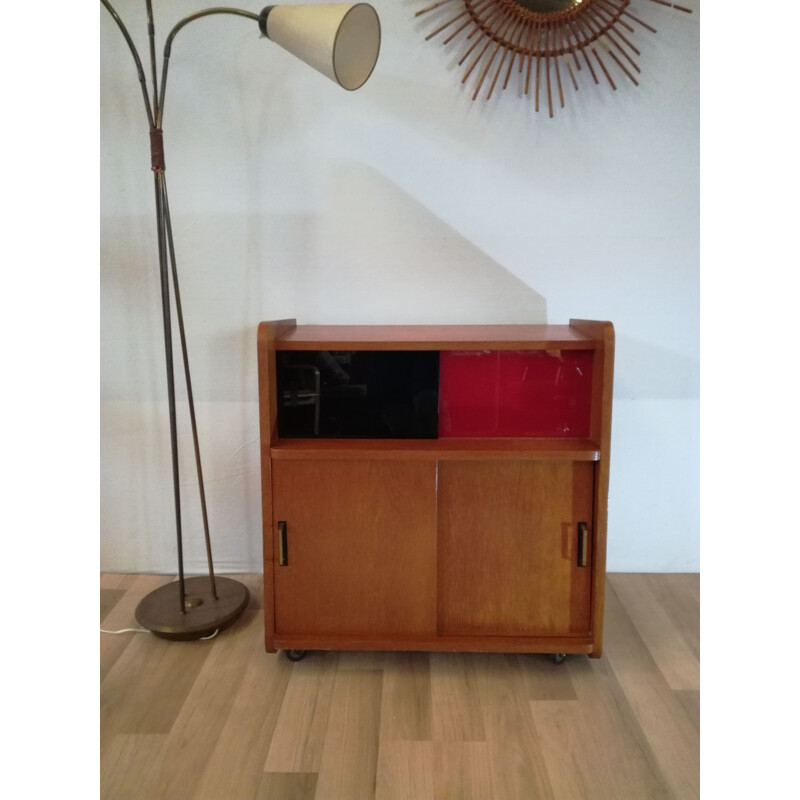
[257,319,614,658]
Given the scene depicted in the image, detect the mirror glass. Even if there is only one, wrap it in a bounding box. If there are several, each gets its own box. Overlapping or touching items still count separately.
[516,0,584,11]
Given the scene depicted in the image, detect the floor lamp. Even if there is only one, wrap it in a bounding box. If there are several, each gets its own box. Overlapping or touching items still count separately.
[101,1,381,640]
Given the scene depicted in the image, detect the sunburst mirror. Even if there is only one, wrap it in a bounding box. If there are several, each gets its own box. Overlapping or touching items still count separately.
[415,0,692,114]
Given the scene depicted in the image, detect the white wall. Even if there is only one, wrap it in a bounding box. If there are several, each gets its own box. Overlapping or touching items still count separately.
[100,0,699,574]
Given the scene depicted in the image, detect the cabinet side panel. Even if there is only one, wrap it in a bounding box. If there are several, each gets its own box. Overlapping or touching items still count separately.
[571,320,614,656]
[437,461,593,637]
[258,320,297,448]
[257,320,296,653]
[272,460,438,638]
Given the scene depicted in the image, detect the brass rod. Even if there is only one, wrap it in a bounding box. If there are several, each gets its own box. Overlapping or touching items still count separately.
[161,178,219,600]
[153,170,186,614]
[159,8,260,126]
[158,58,171,129]
[146,0,160,123]
[100,0,155,128]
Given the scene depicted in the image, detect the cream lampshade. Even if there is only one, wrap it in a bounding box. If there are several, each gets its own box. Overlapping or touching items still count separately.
[259,3,381,90]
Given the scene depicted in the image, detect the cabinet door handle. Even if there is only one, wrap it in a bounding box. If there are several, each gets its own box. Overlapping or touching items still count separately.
[278,521,288,566]
[577,522,589,567]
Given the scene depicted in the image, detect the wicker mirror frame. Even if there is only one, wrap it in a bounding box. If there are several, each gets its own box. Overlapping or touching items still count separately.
[416,0,692,113]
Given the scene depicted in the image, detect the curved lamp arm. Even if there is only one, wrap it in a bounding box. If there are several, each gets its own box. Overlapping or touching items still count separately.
[100,0,156,128]
[101,2,260,129]
[159,8,260,127]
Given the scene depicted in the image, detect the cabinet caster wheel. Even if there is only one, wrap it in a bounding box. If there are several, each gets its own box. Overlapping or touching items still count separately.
[550,653,567,664]
[285,649,308,662]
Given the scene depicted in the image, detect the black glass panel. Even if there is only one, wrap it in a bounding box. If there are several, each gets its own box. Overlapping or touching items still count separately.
[277,350,440,439]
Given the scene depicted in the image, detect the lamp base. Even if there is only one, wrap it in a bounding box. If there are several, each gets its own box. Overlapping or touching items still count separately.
[135,576,250,641]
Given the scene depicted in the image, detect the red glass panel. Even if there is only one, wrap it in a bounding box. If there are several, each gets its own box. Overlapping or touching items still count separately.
[438,350,593,438]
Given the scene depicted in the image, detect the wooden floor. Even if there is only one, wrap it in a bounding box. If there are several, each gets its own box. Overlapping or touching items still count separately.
[100,573,699,800]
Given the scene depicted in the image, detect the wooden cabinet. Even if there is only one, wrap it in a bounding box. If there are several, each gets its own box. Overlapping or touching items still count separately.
[257,319,614,658]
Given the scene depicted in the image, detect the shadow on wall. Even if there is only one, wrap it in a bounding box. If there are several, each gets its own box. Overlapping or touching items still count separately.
[300,163,547,325]
[100,163,548,409]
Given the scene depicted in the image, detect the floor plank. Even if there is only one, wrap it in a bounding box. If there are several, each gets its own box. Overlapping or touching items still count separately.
[100,573,700,800]
[153,575,264,800]
[379,651,433,742]
[263,651,339,773]
[603,582,700,799]
[609,573,700,691]
[648,573,701,660]
[432,742,494,800]
[254,772,318,800]
[101,734,167,800]
[101,589,126,623]
[100,629,212,744]
[189,577,298,800]
[674,689,700,732]
[375,740,435,800]
[314,667,383,800]
[470,653,555,800]
[430,652,486,742]
[100,574,174,682]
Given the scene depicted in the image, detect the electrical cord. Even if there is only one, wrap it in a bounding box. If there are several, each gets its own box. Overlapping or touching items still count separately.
[100,627,220,639]
[100,627,149,634]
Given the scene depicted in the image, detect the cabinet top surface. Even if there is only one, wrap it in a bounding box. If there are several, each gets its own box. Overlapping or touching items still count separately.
[272,324,603,350]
